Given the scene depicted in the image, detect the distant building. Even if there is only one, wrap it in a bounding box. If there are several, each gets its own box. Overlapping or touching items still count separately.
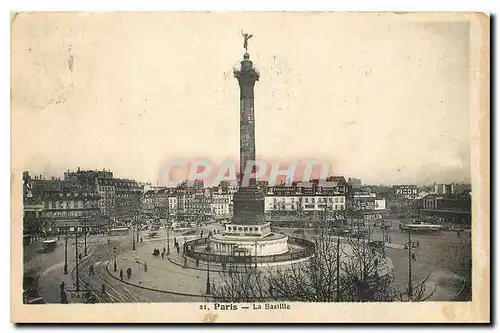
[113,179,142,223]
[433,182,471,196]
[420,192,471,226]
[23,171,104,238]
[346,190,388,222]
[211,187,232,222]
[433,183,455,195]
[172,182,211,223]
[154,188,169,219]
[167,192,178,220]
[64,167,113,184]
[264,182,346,227]
[40,184,102,234]
[348,177,362,187]
[142,190,156,217]
[96,178,116,220]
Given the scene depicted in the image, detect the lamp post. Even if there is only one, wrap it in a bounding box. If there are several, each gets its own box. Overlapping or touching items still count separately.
[205,245,211,294]
[84,223,87,257]
[183,237,188,268]
[113,246,117,272]
[63,223,68,275]
[75,228,80,291]
[166,223,170,255]
[407,226,413,298]
[136,216,140,243]
[132,225,136,250]
[254,241,258,269]
[336,233,341,301]
[83,199,88,256]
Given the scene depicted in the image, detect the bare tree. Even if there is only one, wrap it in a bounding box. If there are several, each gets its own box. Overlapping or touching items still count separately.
[211,265,269,302]
[265,215,343,302]
[340,225,396,301]
[211,210,433,302]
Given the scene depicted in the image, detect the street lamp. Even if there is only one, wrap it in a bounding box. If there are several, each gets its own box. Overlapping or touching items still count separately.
[83,199,88,256]
[75,228,80,291]
[205,245,211,294]
[407,226,413,298]
[63,223,68,275]
[113,246,117,272]
[166,223,170,255]
[183,237,188,268]
[254,241,258,269]
[84,222,87,257]
[136,217,140,243]
[132,225,136,250]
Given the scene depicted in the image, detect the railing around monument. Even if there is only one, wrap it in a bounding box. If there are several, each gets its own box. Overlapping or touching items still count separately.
[185,236,315,264]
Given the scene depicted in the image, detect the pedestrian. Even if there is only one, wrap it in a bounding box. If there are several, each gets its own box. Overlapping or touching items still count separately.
[144,262,148,273]
[60,290,68,304]
[176,246,180,255]
[119,269,123,281]
[161,252,165,260]
[416,240,420,247]
[457,231,460,238]
[140,238,143,243]
[163,247,166,253]
[411,253,416,261]
[60,281,65,292]
[126,267,132,279]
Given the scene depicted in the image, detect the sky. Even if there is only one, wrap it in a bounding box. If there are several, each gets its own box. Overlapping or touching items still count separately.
[11,12,473,186]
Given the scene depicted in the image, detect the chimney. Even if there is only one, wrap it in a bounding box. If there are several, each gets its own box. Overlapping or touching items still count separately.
[78,167,80,172]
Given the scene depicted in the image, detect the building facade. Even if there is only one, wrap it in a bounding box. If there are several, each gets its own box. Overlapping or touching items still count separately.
[114,179,142,223]
[40,185,102,234]
[23,171,104,238]
[420,192,471,226]
[211,187,232,222]
[347,190,388,222]
[264,182,346,227]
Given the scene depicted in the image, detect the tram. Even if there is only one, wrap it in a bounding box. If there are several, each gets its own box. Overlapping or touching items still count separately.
[40,239,57,253]
[108,227,130,236]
